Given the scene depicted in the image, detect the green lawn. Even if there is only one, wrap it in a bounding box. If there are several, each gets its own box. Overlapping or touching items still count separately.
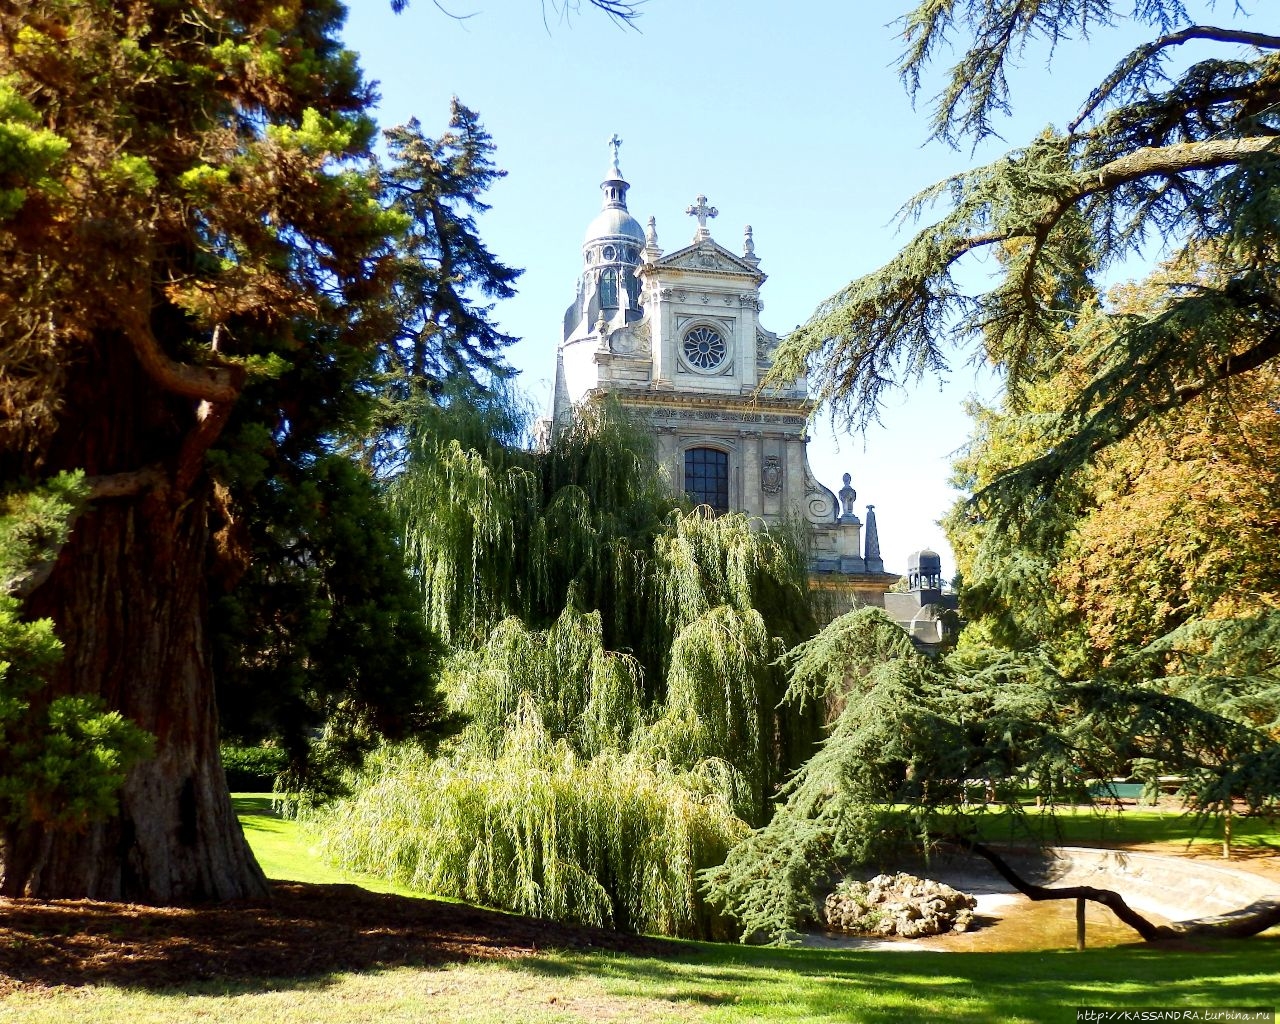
[961,803,1280,852]
[2,798,1277,1024]
[233,795,422,897]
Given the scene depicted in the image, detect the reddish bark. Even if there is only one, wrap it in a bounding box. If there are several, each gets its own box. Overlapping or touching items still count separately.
[3,340,265,903]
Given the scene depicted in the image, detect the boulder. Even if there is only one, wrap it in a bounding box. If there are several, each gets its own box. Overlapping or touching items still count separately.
[824,872,977,938]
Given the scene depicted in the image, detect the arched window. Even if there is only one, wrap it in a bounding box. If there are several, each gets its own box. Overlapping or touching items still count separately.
[684,447,729,513]
[599,268,618,308]
[624,271,641,310]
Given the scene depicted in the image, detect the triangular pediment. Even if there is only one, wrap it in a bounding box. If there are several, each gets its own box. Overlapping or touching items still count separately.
[655,240,762,278]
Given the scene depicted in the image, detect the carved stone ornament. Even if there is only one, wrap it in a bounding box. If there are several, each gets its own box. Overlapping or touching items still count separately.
[756,329,776,367]
[762,455,783,495]
[803,464,839,524]
[632,319,652,354]
[667,249,751,275]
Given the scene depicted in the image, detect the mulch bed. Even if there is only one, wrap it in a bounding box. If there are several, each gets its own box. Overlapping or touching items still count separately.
[0,881,681,995]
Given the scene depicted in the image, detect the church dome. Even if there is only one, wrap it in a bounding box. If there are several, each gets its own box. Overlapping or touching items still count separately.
[582,135,645,253]
[583,205,645,246]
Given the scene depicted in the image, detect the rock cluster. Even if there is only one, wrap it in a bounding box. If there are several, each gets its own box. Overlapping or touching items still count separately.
[824,872,977,938]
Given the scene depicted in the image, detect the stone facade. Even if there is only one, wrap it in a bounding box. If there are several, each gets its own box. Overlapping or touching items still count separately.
[543,138,898,605]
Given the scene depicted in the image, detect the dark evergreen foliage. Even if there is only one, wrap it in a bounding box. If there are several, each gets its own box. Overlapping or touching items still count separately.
[773,1,1279,509]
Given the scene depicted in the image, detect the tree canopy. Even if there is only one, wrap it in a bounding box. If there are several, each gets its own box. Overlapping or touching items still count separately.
[772,0,1280,506]
[308,400,826,938]
[0,0,571,901]
[708,1,1280,945]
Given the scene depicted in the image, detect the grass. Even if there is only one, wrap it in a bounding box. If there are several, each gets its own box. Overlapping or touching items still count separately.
[233,795,422,897]
[2,798,1277,1023]
[959,803,1280,853]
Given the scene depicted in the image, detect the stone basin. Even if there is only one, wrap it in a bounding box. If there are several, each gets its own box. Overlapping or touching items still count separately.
[805,847,1280,952]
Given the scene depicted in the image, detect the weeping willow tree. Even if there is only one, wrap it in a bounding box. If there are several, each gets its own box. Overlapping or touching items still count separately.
[314,701,748,938]
[389,395,821,787]
[308,396,824,935]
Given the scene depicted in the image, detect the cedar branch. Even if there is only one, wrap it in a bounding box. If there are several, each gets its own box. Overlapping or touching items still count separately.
[1071,25,1280,133]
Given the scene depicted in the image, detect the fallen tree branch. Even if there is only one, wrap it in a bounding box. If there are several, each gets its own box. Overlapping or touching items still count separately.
[953,836,1172,941]
[952,836,1280,942]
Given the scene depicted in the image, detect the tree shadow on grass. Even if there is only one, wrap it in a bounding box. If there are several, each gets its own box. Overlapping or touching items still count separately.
[511,938,1280,1024]
[0,881,678,996]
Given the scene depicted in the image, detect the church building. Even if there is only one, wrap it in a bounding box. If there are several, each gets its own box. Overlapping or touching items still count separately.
[541,138,900,609]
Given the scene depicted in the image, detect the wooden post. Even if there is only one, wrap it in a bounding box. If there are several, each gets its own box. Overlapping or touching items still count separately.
[1076,897,1086,950]
[1223,806,1233,860]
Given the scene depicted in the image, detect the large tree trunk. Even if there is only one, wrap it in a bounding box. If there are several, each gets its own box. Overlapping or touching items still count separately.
[1,340,268,903]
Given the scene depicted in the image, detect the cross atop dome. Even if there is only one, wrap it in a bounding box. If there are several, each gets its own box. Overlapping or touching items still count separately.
[607,133,623,178]
[685,194,718,241]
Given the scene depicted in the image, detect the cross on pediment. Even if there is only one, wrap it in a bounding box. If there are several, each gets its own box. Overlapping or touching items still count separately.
[686,194,718,240]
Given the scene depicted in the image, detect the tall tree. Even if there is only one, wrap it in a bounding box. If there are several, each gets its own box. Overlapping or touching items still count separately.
[0,0,402,901]
[0,0,641,905]
[360,102,522,473]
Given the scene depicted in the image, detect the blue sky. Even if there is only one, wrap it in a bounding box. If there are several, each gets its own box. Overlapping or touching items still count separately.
[338,1,1227,575]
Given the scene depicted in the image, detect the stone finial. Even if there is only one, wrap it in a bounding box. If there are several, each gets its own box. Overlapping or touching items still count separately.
[838,472,857,518]
[864,504,884,572]
[743,224,756,257]
[595,309,608,337]
[686,194,718,241]
[645,215,661,258]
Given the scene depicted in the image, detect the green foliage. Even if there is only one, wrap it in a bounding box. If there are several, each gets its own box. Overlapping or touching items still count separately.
[0,76,68,220]
[313,401,826,935]
[220,745,289,792]
[441,604,644,761]
[702,607,1276,943]
[942,253,1280,816]
[773,1,1280,504]
[212,448,449,797]
[309,710,748,938]
[0,476,152,833]
[360,101,523,475]
[393,394,675,650]
[396,399,821,816]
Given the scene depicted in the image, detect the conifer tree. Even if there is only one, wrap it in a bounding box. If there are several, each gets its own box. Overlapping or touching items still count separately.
[773,0,1280,502]
[364,102,523,472]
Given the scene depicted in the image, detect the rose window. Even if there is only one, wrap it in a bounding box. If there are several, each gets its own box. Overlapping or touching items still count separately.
[682,326,727,371]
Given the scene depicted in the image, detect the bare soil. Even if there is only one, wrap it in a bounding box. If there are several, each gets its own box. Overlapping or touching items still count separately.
[0,881,679,996]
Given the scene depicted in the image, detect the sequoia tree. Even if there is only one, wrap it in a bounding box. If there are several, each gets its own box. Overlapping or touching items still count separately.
[0,0,406,900]
[0,0,642,903]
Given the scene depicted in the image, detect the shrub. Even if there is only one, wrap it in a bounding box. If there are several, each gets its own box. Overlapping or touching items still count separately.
[221,744,288,791]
